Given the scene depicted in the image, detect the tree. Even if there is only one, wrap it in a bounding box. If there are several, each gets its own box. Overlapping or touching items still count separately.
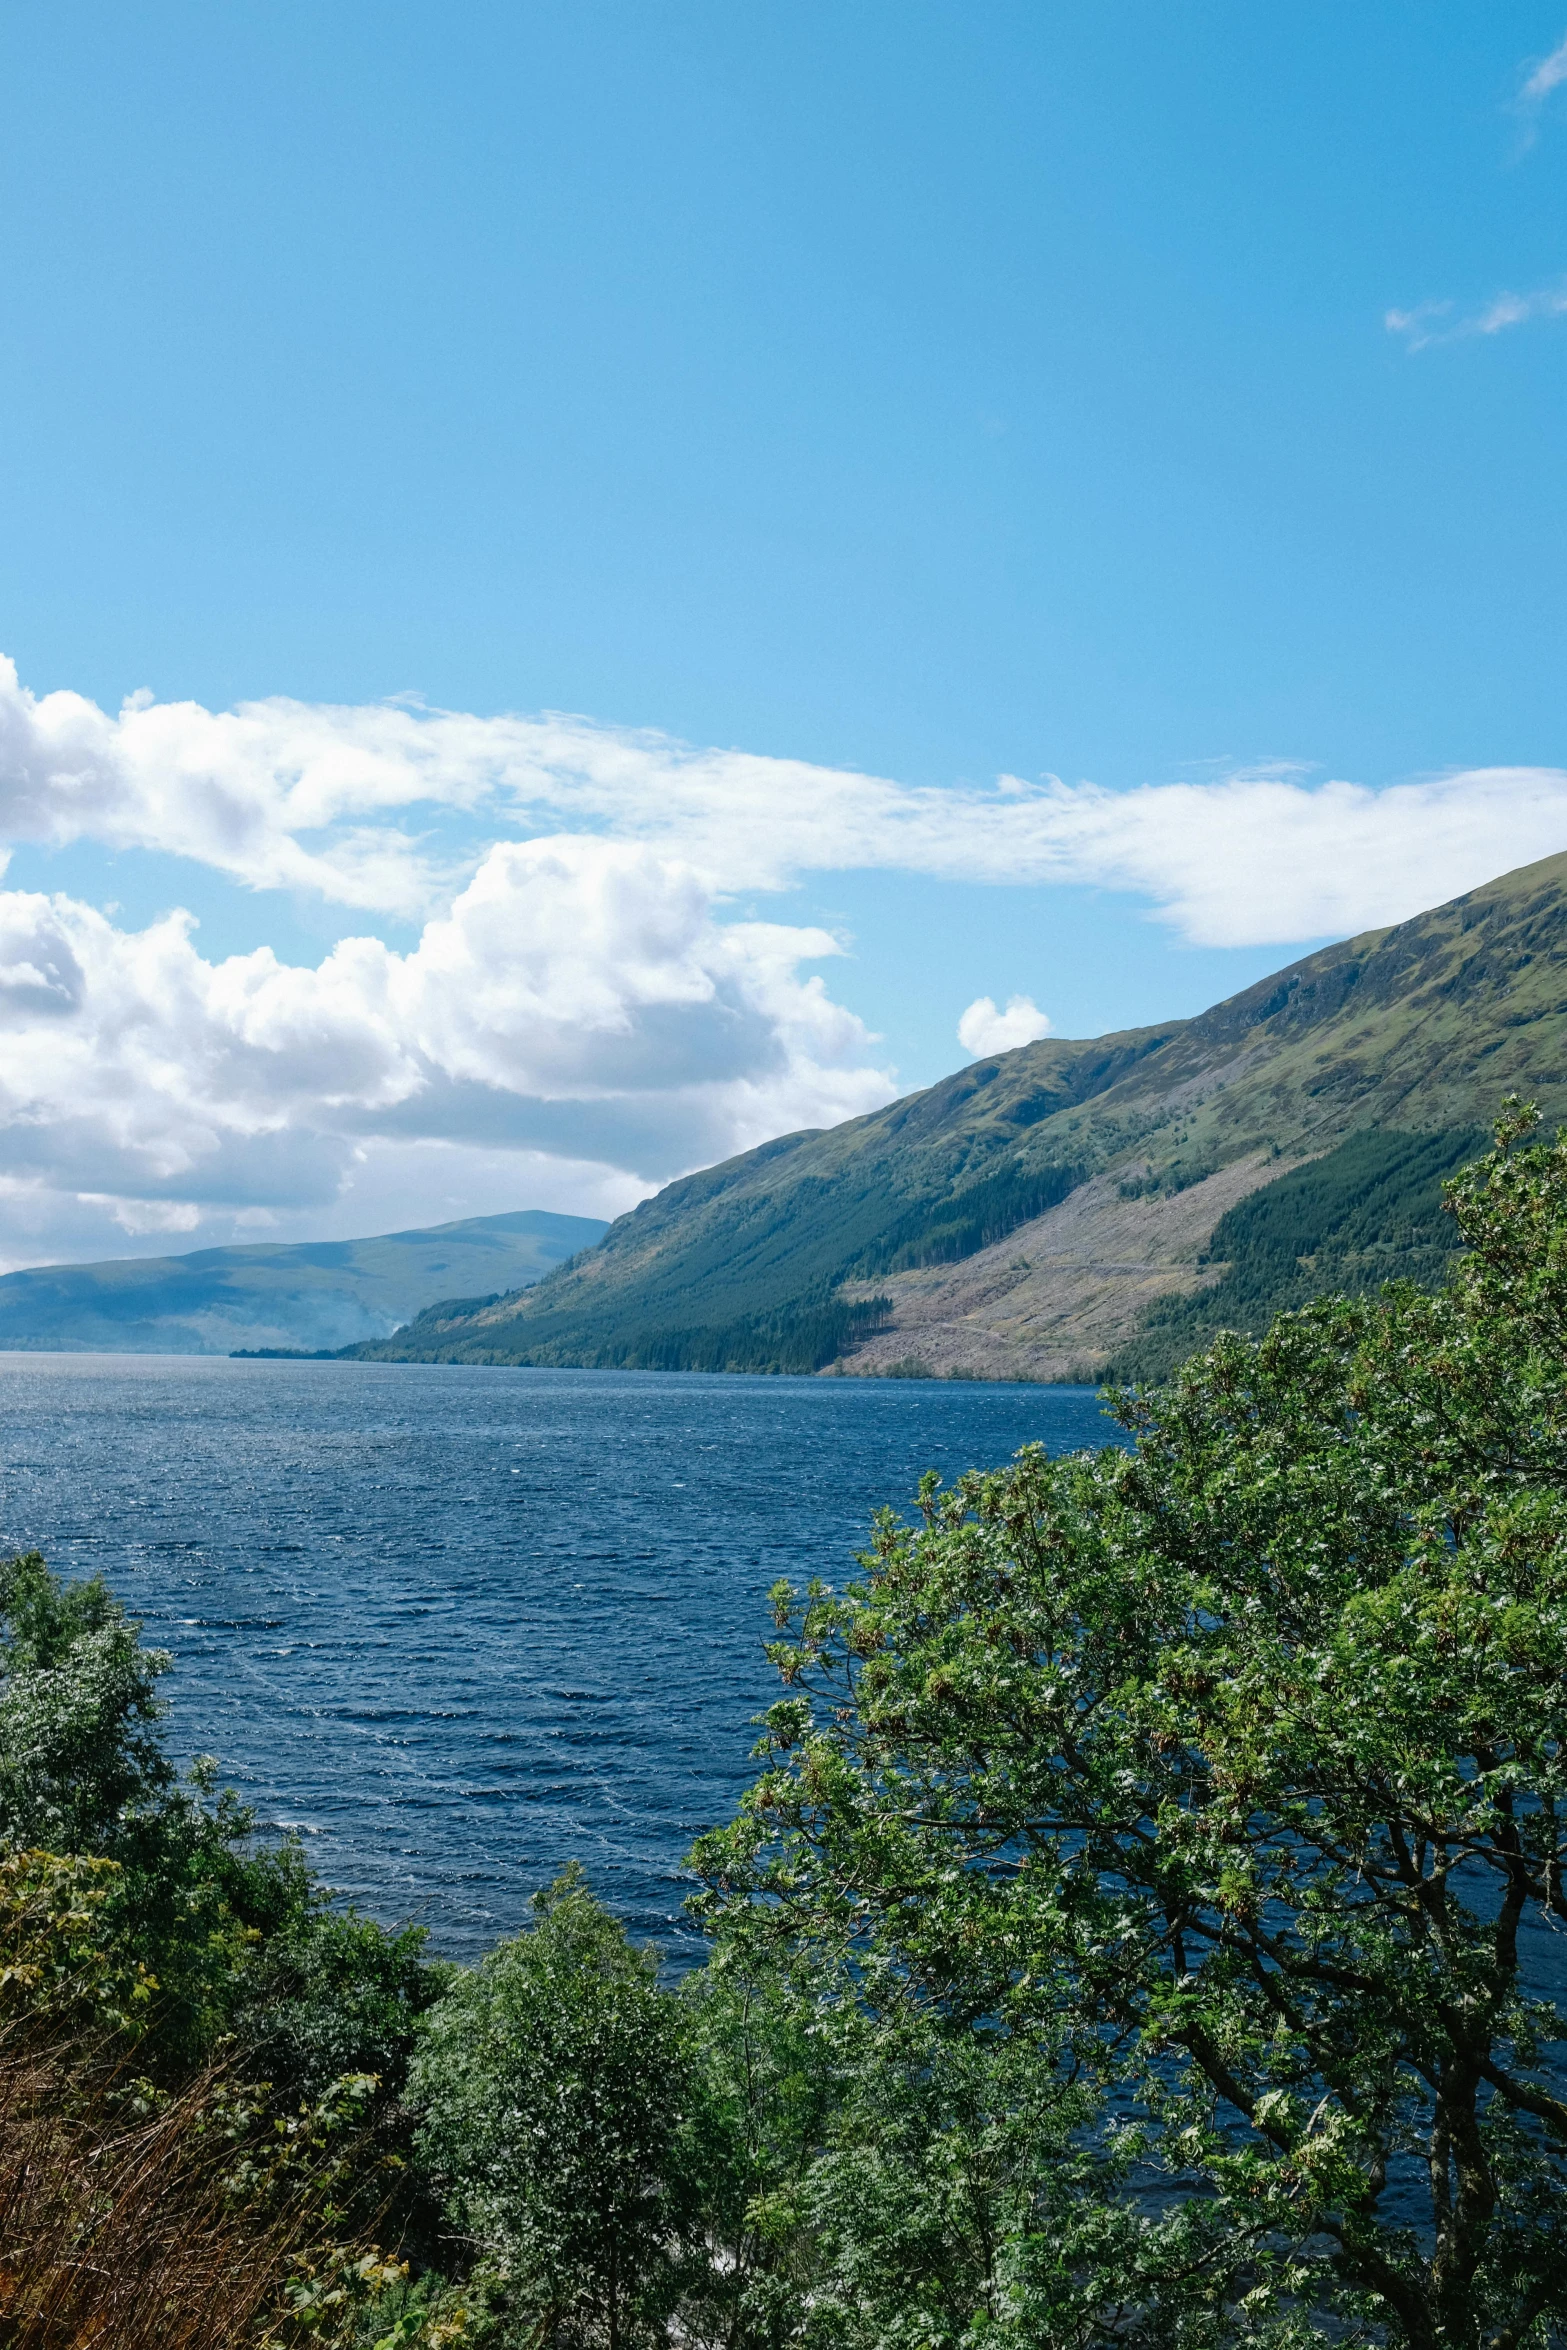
[694,1105,1567,2349]
[238,1901,443,2104]
[0,1551,175,1854]
[0,1550,445,2098]
[673,1941,835,2350]
[0,1551,265,2053]
[409,1865,692,2349]
[678,1931,1147,2350]
[758,2004,1101,2350]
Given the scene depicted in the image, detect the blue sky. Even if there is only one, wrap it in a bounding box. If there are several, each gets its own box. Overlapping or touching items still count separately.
[0,4,1565,1261]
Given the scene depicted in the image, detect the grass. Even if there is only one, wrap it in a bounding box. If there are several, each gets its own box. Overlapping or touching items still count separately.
[0,2038,382,2347]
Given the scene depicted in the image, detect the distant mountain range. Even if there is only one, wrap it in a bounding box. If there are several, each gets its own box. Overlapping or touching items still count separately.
[350,851,1567,1383]
[0,1210,608,1356]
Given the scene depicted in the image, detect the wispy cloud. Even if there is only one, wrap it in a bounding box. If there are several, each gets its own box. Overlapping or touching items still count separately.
[6,657,1567,952]
[1385,280,1567,350]
[1392,29,1567,343]
[1517,28,1567,142]
[1522,30,1567,103]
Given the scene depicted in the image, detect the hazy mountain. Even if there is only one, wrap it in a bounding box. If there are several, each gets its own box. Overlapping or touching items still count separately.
[353,852,1567,1382]
[0,1210,608,1356]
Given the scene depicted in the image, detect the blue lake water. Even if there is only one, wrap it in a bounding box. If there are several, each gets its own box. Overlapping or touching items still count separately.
[0,1356,1116,1959]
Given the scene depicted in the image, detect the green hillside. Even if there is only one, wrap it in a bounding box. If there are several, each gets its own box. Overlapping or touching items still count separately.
[0,1209,607,1356]
[356,852,1567,1376]
[1103,1125,1486,1384]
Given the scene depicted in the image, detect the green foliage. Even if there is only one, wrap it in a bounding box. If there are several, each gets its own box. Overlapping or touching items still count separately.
[0,1551,447,2096]
[0,1558,458,2342]
[0,1550,176,1854]
[850,1159,1085,1277]
[529,1286,893,1377]
[0,1554,248,2052]
[409,1864,693,2347]
[745,2010,1097,2349]
[679,1928,1260,2349]
[671,1947,837,2346]
[694,1103,1567,2348]
[1112,1124,1484,1382]
[16,1098,1567,2342]
[0,1847,158,2037]
[238,1903,447,2106]
[1201,1123,1483,1289]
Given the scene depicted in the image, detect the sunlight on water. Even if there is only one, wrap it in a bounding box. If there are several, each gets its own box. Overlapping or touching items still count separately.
[0,1357,1118,1956]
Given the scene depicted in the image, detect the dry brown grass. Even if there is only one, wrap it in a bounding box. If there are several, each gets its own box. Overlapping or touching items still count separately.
[0,1847,386,2346]
[0,2036,388,2350]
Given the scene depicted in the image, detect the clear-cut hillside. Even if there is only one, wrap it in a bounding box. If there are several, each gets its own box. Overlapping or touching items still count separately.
[0,1209,608,1356]
[356,852,1567,1379]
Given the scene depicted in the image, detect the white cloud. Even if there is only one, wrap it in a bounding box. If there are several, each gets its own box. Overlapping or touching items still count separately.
[1522,29,1567,102]
[1386,280,1567,350]
[0,845,895,1267]
[1033,765,1567,946]
[2,651,1566,1262]
[4,660,1566,950]
[957,995,1053,1057]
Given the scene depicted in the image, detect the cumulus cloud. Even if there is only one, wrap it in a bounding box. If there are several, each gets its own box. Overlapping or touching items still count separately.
[957,995,1053,1057]
[0,844,895,1267]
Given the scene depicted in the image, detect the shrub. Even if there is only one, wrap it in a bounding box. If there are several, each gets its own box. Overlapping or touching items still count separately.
[410,1865,692,2348]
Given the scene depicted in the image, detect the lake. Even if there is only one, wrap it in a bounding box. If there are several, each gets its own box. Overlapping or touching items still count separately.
[0,1356,1116,1958]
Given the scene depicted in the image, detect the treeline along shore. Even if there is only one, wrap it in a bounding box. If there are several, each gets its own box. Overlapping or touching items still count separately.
[1,1108,1565,2347]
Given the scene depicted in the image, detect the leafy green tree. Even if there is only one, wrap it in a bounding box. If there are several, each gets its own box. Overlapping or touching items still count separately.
[0,1550,175,1852]
[0,1550,446,2097]
[0,1551,264,2051]
[764,2009,1097,2350]
[682,1925,1248,2349]
[238,1900,446,2107]
[409,1864,693,2349]
[679,1935,1142,2350]
[673,1941,840,2348]
[0,1846,157,2039]
[695,1105,1567,2350]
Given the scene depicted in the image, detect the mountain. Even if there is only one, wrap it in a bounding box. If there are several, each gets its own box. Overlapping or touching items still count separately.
[354,852,1567,1382]
[0,1210,608,1356]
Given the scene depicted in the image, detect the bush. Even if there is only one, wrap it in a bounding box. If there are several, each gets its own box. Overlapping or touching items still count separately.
[409,1865,693,2347]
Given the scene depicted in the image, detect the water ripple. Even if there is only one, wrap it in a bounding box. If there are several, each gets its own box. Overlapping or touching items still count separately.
[0,1356,1113,1957]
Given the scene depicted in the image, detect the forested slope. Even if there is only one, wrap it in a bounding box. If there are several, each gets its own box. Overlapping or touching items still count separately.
[1103,1124,1486,1383]
[356,851,1567,1377]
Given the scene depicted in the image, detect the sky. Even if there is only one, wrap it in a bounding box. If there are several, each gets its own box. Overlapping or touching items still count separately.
[0,3,1565,1266]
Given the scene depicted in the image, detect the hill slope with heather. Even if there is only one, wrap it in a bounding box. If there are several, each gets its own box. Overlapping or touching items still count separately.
[355,852,1567,1378]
